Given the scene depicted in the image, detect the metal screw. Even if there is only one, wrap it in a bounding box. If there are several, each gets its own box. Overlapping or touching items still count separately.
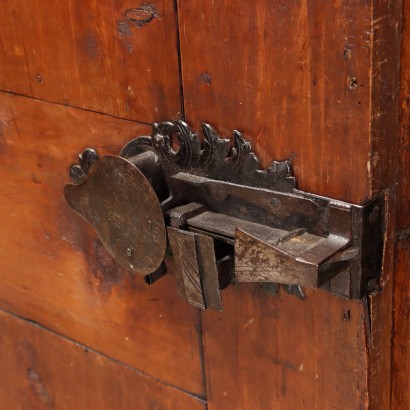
[368,206,380,224]
[343,309,351,321]
[270,198,282,209]
[367,278,377,289]
[126,247,133,257]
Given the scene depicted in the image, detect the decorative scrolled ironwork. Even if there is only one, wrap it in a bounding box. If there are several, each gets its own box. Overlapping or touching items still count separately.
[120,121,296,192]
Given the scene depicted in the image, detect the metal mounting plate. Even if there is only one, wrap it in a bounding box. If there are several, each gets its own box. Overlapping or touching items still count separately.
[65,121,384,310]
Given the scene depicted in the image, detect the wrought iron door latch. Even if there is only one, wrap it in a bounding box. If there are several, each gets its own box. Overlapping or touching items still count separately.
[65,121,384,311]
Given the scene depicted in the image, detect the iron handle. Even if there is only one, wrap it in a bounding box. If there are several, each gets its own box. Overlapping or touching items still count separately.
[65,121,383,310]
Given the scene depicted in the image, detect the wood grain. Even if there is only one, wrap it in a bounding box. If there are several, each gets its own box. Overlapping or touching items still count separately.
[0,92,204,396]
[0,308,206,410]
[392,244,410,409]
[391,0,410,407]
[178,0,374,203]
[396,0,410,232]
[167,228,205,309]
[202,285,369,410]
[0,1,405,408]
[366,2,402,409]
[1,0,182,122]
[368,0,402,199]
[177,2,402,409]
[0,2,32,95]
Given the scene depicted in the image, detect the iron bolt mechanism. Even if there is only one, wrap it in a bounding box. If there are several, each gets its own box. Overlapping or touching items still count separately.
[65,121,384,310]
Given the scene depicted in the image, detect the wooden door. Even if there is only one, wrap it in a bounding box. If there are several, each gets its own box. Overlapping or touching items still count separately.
[0,1,408,409]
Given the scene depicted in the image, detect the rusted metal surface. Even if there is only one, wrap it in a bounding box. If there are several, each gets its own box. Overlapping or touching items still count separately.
[234,228,349,288]
[195,234,222,310]
[65,155,166,275]
[167,227,230,311]
[187,211,286,245]
[123,120,296,192]
[167,228,205,309]
[165,202,207,229]
[65,121,384,310]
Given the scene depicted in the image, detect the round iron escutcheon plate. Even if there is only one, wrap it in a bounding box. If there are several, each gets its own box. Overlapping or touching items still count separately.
[64,155,166,275]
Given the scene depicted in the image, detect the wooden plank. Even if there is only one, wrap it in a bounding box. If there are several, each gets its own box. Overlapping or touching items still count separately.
[0,309,206,410]
[3,0,182,122]
[396,0,410,232]
[177,2,402,409]
[391,0,410,407]
[178,0,373,203]
[0,92,204,396]
[366,2,402,408]
[202,286,369,409]
[0,2,32,95]
[392,245,410,409]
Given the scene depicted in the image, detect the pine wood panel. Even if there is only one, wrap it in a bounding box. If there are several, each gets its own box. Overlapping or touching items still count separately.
[392,245,410,409]
[391,0,410,407]
[396,0,410,231]
[0,92,204,396]
[178,0,373,203]
[0,2,31,95]
[202,285,369,409]
[177,2,402,409]
[0,1,404,408]
[1,0,182,122]
[366,2,402,408]
[0,309,206,410]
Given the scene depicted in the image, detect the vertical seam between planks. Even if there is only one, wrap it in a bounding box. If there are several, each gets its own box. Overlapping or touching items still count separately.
[197,311,209,407]
[173,0,185,120]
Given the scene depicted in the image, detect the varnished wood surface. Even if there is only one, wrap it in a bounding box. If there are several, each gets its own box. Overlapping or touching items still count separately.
[0,92,204,396]
[0,0,182,123]
[392,246,410,410]
[391,0,410,407]
[397,0,410,231]
[0,2,31,95]
[369,0,402,199]
[366,2,402,409]
[178,0,375,203]
[0,1,406,408]
[177,2,402,409]
[202,285,369,410]
[0,309,206,410]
